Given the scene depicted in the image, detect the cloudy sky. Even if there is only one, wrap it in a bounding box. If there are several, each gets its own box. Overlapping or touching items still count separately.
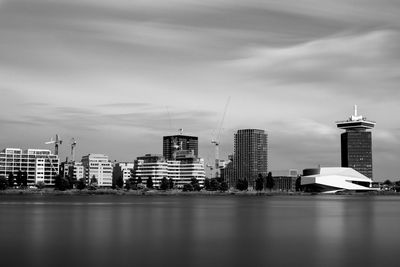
[1,0,400,180]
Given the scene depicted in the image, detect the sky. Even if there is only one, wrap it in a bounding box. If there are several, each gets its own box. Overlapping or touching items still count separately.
[1,0,400,180]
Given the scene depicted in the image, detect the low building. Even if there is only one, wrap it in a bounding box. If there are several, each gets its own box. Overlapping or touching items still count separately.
[132,153,205,188]
[301,167,378,193]
[0,148,59,186]
[81,154,113,187]
[271,169,299,192]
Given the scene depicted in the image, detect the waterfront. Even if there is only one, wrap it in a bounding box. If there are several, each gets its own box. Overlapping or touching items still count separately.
[0,195,399,267]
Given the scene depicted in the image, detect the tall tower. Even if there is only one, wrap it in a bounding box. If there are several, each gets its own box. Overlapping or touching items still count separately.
[336,105,376,179]
[233,129,268,187]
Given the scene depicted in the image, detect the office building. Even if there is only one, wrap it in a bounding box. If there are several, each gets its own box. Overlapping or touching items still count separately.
[336,105,375,178]
[233,129,268,188]
[301,167,377,193]
[163,134,198,160]
[0,148,59,186]
[81,154,113,187]
[132,153,205,188]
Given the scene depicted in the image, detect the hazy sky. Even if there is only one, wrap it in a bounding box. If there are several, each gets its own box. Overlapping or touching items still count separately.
[1,0,400,180]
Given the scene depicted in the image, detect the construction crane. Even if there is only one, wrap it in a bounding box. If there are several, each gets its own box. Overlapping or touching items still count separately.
[45,134,63,156]
[211,97,230,179]
[71,138,77,162]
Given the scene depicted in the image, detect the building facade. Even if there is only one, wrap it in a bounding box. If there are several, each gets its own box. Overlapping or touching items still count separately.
[163,135,198,160]
[271,169,299,192]
[233,129,268,188]
[0,148,59,186]
[81,154,113,187]
[113,162,135,185]
[336,105,375,179]
[132,153,205,188]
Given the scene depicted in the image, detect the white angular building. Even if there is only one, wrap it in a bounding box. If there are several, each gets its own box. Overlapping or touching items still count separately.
[301,167,378,193]
[81,154,113,187]
[0,148,59,186]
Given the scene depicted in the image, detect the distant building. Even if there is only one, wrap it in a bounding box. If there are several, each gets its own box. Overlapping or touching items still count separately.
[113,162,135,185]
[81,154,113,187]
[270,169,298,192]
[233,129,268,188]
[301,167,377,193]
[163,134,198,160]
[0,148,59,186]
[336,105,375,179]
[68,161,84,181]
[132,152,205,188]
[221,154,236,188]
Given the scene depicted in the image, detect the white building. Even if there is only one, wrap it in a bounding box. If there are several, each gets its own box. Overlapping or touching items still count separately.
[133,154,205,188]
[301,167,378,193]
[82,154,113,187]
[0,148,59,186]
[113,162,135,185]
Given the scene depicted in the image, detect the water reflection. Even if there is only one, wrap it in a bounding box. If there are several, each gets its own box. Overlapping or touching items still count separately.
[0,195,399,267]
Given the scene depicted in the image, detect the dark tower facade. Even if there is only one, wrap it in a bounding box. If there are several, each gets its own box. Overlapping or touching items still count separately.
[336,105,375,179]
[163,135,198,160]
[233,129,268,187]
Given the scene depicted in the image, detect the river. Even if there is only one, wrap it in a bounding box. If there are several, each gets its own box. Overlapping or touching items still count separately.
[0,194,399,267]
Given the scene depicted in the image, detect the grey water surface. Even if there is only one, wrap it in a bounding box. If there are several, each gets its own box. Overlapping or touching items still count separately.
[0,195,398,267]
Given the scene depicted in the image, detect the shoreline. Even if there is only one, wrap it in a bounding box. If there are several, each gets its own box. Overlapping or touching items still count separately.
[0,188,397,196]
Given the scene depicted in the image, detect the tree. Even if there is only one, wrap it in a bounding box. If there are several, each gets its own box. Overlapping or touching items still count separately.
[168,178,174,190]
[21,171,28,187]
[115,175,124,189]
[0,176,7,190]
[146,177,153,189]
[266,172,275,191]
[125,177,137,190]
[255,174,264,191]
[210,178,220,191]
[16,170,22,187]
[159,177,169,190]
[236,179,248,191]
[182,183,194,192]
[54,174,62,189]
[137,177,142,184]
[90,175,98,185]
[295,176,302,191]
[204,178,211,190]
[190,177,201,191]
[219,181,229,192]
[36,181,46,189]
[77,178,86,190]
[383,179,393,186]
[58,178,70,191]
[8,173,14,188]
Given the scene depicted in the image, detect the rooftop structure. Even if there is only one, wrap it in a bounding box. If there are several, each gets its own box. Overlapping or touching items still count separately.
[336,105,375,179]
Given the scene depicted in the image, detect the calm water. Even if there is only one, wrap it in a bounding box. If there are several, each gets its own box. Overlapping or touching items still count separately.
[0,194,399,267]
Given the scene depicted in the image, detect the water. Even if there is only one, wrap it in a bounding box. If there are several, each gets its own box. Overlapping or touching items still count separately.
[0,194,399,267]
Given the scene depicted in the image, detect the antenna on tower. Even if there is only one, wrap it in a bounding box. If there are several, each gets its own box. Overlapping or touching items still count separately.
[71,138,77,162]
[354,104,358,117]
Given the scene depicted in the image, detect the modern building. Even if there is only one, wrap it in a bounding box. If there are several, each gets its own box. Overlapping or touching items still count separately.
[233,129,268,188]
[163,134,198,160]
[81,154,113,187]
[271,169,299,192]
[0,148,59,186]
[113,162,135,185]
[301,167,377,193]
[336,105,375,178]
[132,153,205,188]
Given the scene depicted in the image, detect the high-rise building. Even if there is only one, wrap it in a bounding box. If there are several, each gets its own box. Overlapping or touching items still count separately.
[163,135,198,160]
[113,162,135,185]
[233,129,268,188]
[336,105,376,179]
[81,154,113,187]
[0,148,59,186]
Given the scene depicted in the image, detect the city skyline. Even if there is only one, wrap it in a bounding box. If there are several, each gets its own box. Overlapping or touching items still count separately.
[1,0,400,180]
